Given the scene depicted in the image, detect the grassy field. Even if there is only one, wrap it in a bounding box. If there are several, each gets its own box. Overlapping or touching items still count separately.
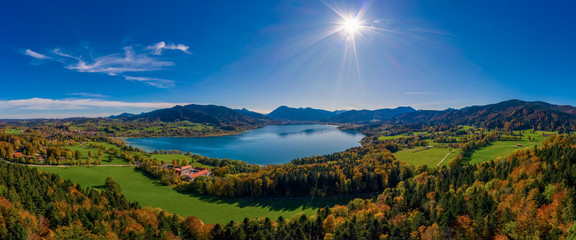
[380,132,458,167]
[64,145,128,165]
[468,131,555,165]
[384,128,554,167]
[36,166,351,224]
[3,128,23,135]
[394,146,456,167]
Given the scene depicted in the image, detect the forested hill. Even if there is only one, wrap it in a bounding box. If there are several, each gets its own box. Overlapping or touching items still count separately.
[123,104,274,127]
[327,106,416,123]
[234,108,270,121]
[267,106,339,121]
[394,99,576,131]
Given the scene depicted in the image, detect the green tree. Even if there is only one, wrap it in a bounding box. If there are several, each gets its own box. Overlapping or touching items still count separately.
[74,150,82,160]
[104,177,122,195]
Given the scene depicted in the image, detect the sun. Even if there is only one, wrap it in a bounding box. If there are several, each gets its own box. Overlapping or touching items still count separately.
[341,17,363,35]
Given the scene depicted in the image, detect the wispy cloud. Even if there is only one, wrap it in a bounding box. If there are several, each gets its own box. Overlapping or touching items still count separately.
[67,92,109,98]
[0,98,184,111]
[59,47,174,75]
[22,42,189,88]
[124,76,175,88]
[24,49,51,59]
[403,92,445,95]
[146,41,191,55]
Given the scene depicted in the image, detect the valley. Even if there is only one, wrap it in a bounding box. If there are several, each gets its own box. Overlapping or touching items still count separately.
[1,99,575,239]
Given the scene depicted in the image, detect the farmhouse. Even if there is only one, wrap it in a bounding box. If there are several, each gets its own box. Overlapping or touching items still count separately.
[177,165,211,181]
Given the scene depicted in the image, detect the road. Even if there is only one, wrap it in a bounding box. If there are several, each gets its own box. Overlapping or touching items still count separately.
[1,158,131,167]
[437,149,457,167]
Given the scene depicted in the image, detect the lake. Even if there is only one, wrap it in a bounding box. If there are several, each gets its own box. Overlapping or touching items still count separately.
[124,124,364,165]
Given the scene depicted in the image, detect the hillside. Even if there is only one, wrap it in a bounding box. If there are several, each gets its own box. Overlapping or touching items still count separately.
[108,112,137,119]
[234,108,270,121]
[327,106,416,123]
[127,104,271,127]
[395,99,576,131]
[267,106,339,121]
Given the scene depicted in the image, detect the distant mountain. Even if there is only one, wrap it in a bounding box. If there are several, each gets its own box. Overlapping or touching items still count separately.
[234,108,270,120]
[126,104,271,127]
[108,113,136,119]
[327,106,416,123]
[332,110,349,115]
[395,99,576,130]
[267,106,339,122]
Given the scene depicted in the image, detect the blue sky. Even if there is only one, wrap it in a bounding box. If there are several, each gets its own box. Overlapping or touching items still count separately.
[1,0,575,118]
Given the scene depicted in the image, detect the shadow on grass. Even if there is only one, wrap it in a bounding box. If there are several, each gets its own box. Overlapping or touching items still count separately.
[130,168,374,212]
[189,192,371,212]
[93,184,106,190]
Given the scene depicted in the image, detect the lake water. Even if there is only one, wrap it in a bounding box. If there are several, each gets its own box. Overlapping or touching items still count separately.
[124,124,364,165]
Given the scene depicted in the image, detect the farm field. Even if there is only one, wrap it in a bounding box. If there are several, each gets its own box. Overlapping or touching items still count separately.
[386,129,555,167]
[394,145,456,167]
[3,128,23,135]
[36,166,350,224]
[468,130,555,165]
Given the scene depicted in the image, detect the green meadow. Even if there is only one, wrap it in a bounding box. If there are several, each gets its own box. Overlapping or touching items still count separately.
[468,131,555,165]
[36,166,351,224]
[394,146,456,167]
[387,129,554,167]
[3,128,23,135]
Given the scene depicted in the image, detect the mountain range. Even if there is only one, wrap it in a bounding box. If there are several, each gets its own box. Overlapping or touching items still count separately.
[266,106,339,122]
[394,99,576,130]
[108,99,576,131]
[327,106,416,123]
[114,104,273,128]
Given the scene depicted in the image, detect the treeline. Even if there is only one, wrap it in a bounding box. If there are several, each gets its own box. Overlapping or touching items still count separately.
[5,118,257,138]
[134,154,261,187]
[182,144,414,197]
[195,156,261,175]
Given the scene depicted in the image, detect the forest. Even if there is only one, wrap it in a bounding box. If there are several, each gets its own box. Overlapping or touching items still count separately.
[2,118,576,239]
[3,131,576,238]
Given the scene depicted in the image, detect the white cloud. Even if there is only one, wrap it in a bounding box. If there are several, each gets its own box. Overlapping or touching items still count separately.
[59,47,174,75]
[67,92,109,98]
[146,41,191,55]
[23,49,51,59]
[23,42,190,88]
[0,113,120,119]
[124,76,175,88]
[0,98,185,111]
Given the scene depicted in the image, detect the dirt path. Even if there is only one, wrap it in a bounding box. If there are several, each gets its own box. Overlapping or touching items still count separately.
[437,149,457,167]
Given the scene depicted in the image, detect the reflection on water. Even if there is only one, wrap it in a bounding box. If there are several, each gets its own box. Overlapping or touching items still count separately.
[125,125,365,165]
